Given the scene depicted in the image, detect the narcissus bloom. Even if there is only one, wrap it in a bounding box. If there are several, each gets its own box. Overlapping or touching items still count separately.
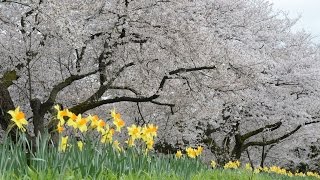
[111,108,121,120]
[57,123,64,133]
[211,160,217,168]
[195,146,203,156]
[96,119,106,133]
[88,115,99,128]
[77,141,84,151]
[113,118,125,132]
[66,112,77,128]
[75,114,88,132]
[113,140,122,152]
[125,138,135,147]
[59,136,68,152]
[245,163,252,171]
[224,160,240,169]
[145,124,158,137]
[111,109,125,132]
[176,150,183,158]
[8,106,28,132]
[186,147,196,158]
[101,128,114,144]
[145,139,154,150]
[127,124,141,140]
[54,105,68,125]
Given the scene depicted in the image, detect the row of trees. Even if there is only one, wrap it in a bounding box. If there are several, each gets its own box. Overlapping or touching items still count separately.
[1,0,320,170]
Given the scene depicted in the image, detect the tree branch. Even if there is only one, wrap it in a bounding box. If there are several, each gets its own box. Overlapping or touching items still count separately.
[242,120,320,149]
[241,121,282,141]
[43,69,99,108]
[70,65,216,114]
[84,62,135,103]
[70,94,159,114]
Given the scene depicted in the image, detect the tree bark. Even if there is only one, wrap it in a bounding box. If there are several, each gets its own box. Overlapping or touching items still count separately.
[0,70,19,141]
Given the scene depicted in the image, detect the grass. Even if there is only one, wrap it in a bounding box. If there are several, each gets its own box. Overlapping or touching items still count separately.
[0,134,318,180]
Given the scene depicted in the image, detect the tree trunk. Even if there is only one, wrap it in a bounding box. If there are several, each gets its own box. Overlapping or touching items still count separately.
[0,70,19,141]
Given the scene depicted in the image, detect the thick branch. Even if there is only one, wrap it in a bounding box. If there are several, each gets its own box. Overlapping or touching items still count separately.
[70,65,216,114]
[241,121,282,141]
[43,70,99,108]
[157,65,216,93]
[70,94,159,114]
[242,120,320,149]
[85,62,135,103]
[109,86,140,95]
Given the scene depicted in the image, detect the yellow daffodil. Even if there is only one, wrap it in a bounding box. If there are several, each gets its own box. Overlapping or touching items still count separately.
[54,105,69,125]
[295,172,306,177]
[7,106,28,132]
[125,138,135,147]
[195,146,203,156]
[110,109,125,132]
[113,140,122,152]
[88,115,99,128]
[96,119,106,133]
[186,147,196,158]
[59,136,68,152]
[101,128,114,144]
[245,163,253,171]
[111,108,121,120]
[77,141,84,151]
[145,124,158,137]
[127,124,141,140]
[145,139,154,150]
[66,111,78,128]
[113,118,125,132]
[224,160,240,169]
[211,160,217,168]
[176,150,183,158]
[75,114,88,132]
[57,122,64,133]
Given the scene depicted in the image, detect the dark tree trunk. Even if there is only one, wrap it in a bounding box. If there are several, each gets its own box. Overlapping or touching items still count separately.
[30,98,45,137]
[0,70,19,141]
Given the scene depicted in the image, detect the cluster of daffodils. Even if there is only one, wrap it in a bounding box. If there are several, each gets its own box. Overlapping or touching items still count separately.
[126,124,158,153]
[7,106,158,154]
[209,160,320,179]
[175,146,203,159]
[54,105,158,153]
[251,165,320,178]
[224,160,241,169]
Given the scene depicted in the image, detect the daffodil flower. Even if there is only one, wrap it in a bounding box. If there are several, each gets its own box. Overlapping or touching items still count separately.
[113,140,122,152]
[57,122,64,133]
[88,115,99,128]
[59,136,68,152]
[101,128,114,144]
[7,106,28,132]
[77,141,84,151]
[125,138,135,147]
[75,114,88,132]
[186,147,196,158]
[113,118,125,132]
[96,119,106,133]
[127,124,141,140]
[176,150,183,158]
[195,146,203,156]
[211,160,217,168]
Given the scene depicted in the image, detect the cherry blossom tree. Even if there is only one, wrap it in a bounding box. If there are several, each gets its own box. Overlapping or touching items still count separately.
[1,0,320,169]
